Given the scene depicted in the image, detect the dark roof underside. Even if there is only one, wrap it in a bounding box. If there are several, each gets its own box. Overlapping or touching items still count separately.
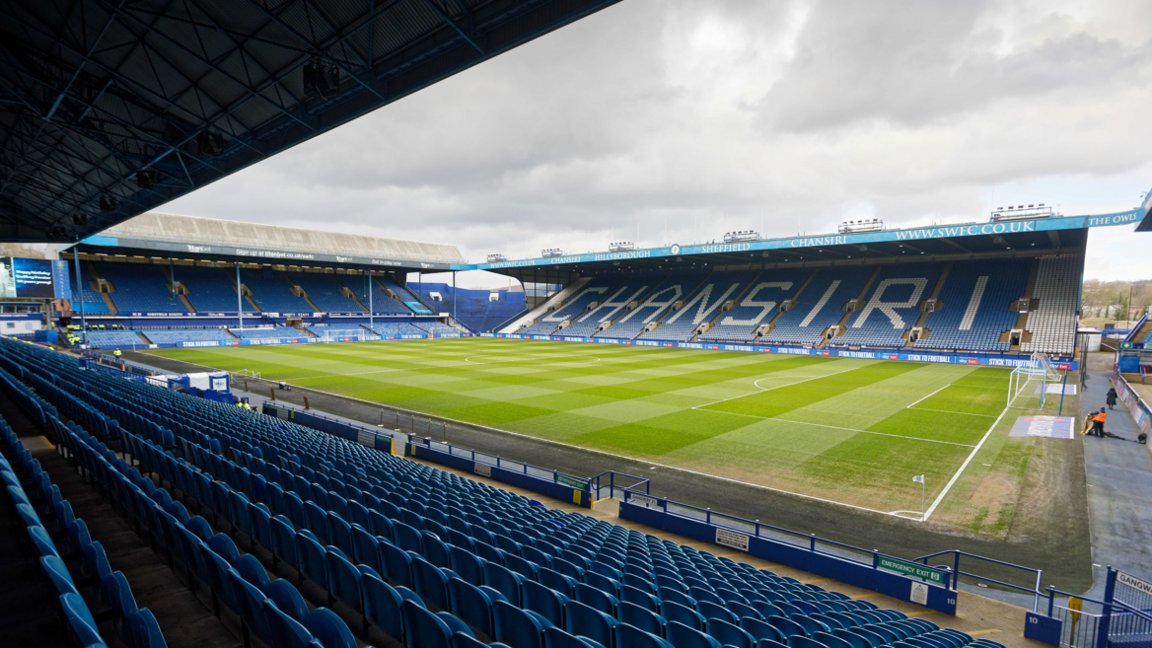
[0,0,622,242]
[495,227,1090,285]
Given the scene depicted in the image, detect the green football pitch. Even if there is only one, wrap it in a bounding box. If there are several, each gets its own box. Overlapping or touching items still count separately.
[147,338,1040,525]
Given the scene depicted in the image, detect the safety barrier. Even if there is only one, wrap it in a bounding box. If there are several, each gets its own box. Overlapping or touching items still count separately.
[1113,374,1151,436]
[615,487,959,615]
[1025,568,1152,648]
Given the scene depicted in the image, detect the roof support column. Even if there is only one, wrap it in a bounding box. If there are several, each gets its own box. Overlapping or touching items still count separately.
[73,251,86,346]
[236,262,243,330]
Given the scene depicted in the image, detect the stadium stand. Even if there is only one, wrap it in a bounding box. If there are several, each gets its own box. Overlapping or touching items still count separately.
[597,274,706,339]
[413,284,528,332]
[179,266,256,313]
[84,330,147,348]
[520,277,624,335]
[96,262,188,313]
[0,372,169,648]
[349,275,411,315]
[1021,255,1082,355]
[913,259,1030,352]
[379,276,434,314]
[368,322,428,338]
[650,271,760,342]
[230,326,309,340]
[241,268,313,313]
[307,325,371,339]
[142,329,236,345]
[285,271,364,313]
[702,269,812,343]
[0,337,1007,648]
[69,263,111,314]
[564,278,659,337]
[760,268,871,346]
[413,321,462,336]
[835,264,944,348]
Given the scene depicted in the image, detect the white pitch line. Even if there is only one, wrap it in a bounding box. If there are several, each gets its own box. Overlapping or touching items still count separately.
[906,383,951,409]
[921,403,1011,522]
[708,411,977,447]
[691,365,864,410]
[908,407,998,418]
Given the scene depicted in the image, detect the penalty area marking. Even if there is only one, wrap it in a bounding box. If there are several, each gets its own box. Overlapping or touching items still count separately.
[920,402,1012,522]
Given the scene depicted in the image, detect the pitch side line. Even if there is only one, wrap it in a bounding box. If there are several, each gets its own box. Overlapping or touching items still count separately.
[920,403,1011,522]
[906,384,950,408]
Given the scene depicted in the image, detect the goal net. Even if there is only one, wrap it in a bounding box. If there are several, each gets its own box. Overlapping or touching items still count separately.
[1007,353,1062,410]
[320,330,378,344]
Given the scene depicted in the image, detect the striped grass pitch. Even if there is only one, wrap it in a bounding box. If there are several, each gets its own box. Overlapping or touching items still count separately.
[148,338,1020,519]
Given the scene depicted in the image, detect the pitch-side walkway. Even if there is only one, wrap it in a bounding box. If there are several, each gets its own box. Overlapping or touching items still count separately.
[1079,371,1152,599]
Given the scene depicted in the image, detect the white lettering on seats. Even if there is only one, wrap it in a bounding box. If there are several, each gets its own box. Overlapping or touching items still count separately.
[959,276,988,331]
[665,282,743,326]
[800,280,841,328]
[719,282,793,327]
[853,278,928,329]
[579,284,651,323]
[618,285,684,324]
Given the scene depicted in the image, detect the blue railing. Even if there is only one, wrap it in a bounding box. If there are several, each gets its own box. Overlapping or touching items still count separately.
[915,549,1043,610]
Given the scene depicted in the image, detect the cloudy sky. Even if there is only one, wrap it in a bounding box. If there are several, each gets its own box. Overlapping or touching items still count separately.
[163,0,1152,288]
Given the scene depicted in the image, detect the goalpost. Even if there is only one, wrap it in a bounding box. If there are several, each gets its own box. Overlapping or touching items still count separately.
[1007,352,1062,410]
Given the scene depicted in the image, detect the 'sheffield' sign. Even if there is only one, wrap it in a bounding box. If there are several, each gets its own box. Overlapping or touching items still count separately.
[878,557,946,585]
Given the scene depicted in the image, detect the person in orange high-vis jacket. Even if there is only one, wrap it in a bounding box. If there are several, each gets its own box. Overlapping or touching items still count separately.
[1090,408,1107,437]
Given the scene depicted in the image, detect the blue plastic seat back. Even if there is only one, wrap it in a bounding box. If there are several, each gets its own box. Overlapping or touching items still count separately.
[326,550,363,611]
[125,607,168,648]
[362,573,405,640]
[792,615,832,637]
[662,600,705,630]
[484,562,526,607]
[573,583,617,617]
[448,578,494,637]
[495,600,551,648]
[699,600,738,625]
[393,522,422,553]
[709,617,756,648]
[265,601,317,648]
[306,607,358,648]
[524,580,569,627]
[668,620,724,648]
[379,540,414,589]
[61,592,104,647]
[296,533,328,587]
[412,556,450,610]
[327,514,354,557]
[619,601,666,637]
[422,532,453,570]
[539,567,578,598]
[229,571,273,644]
[790,635,832,648]
[615,622,674,648]
[769,615,809,640]
[265,579,310,623]
[450,545,486,587]
[402,599,454,648]
[743,617,788,644]
[544,626,607,648]
[42,555,79,595]
[563,600,617,648]
[350,526,381,573]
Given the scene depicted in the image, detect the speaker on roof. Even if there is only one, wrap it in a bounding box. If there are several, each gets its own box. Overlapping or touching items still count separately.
[303,59,340,99]
[71,211,88,226]
[136,167,159,190]
[99,194,117,211]
[197,129,226,157]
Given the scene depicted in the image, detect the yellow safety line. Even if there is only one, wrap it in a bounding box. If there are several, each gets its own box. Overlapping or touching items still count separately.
[969,630,1002,636]
[40,435,55,450]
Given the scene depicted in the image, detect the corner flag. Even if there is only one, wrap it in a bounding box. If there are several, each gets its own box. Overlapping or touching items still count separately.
[913,474,925,483]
